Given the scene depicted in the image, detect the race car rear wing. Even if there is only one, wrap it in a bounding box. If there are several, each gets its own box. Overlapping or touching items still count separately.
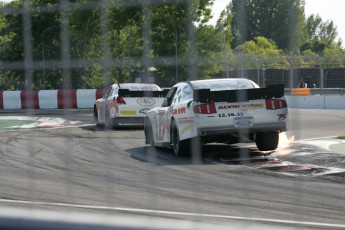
[118,88,170,98]
[193,84,284,103]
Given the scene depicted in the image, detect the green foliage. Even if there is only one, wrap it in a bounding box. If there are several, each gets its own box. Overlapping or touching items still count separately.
[306,14,338,44]
[196,25,225,78]
[229,0,306,53]
[237,36,283,57]
[235,36,287,69]
[0,0,344,90]
[300,14,343,62]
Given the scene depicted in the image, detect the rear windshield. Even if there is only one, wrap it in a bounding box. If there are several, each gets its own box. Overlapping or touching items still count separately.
[192,79,258,91]
[120,84,161,91]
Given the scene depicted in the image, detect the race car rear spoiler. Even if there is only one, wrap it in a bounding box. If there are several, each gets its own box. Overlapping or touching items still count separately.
[118,88,170,98]
[193,84,284,103]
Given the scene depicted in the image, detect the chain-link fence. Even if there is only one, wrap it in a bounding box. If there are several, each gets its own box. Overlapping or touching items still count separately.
[1,1,345,230]
[0,2,345,90]
[216,55,345,89]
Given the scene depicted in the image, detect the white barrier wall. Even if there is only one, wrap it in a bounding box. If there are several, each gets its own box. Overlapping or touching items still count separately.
[285,95,345,110]
[76,89,97,109]
[3,91,21,109]
[324,95,345,110]
[285,96,325,109]
[39,90,58,109]
[1,90,345,110]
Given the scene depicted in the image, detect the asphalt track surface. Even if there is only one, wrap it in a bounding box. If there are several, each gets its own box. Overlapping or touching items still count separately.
[0,109,345,229]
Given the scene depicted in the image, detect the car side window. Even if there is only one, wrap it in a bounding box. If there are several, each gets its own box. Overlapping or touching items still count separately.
[161,87,177,107]
[106,87,114,98]
[180,84,193,102]
[172,85,186,105]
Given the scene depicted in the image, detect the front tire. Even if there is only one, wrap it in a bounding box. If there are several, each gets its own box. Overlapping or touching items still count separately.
[171,121,189,156]
[94,107,102,127]
[255,131,279,151]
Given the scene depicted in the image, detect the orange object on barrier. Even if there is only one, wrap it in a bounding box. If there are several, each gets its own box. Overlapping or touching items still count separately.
[291,88,310,96]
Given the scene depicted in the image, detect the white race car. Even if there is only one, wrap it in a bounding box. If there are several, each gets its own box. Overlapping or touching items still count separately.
[94,83,168,128]
[144,78,288,156]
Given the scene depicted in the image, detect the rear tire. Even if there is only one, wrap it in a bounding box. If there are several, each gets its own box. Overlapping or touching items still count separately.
[171,121,189,156]
[255,131,279,151]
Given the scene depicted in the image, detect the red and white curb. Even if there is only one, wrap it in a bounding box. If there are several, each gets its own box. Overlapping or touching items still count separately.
[205,134,345,178]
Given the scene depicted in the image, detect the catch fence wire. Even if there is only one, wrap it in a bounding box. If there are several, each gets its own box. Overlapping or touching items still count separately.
[4,0,278,222]
[1,2,345,87]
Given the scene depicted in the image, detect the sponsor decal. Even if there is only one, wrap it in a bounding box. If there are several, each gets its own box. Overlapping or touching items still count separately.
[278,114,287,121]
[218,105,240,109]
[180,124,194,135]
[120,110,136,115]
[139,108,150,114]
[158,112,168,140]
[137,98,156,106]
[178,117,195,124]
[172,106,186,115]
[241,103,264,111]
[158,110,166,115]
[109,107,117,117]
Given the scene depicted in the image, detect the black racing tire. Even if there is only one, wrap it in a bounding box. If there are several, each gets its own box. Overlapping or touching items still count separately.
[144,119,155,146]
[94,107,102,127]
[255,131,279,151]
[171,120,190,156]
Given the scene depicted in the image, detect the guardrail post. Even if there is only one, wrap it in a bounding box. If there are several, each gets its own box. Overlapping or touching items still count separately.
[320,66,324,89]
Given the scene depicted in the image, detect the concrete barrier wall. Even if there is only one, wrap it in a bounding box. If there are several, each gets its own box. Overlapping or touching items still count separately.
[0,89,103,110]
[285,95,345,110]
[2,91,22,109]
[39,90,58,109]
[76,89,97,109]
[0,89,344,110]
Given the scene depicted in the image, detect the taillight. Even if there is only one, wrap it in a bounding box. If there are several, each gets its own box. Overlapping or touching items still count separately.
[194,103,217,114]
[116,96,126,104]
[265,99,287,110]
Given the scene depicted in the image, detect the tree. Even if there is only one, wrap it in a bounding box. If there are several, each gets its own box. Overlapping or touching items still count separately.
[306,14,338,44]
[300,14,343,57]
[149,0,216,85]
[196,25,225,78]
[229,0,306,53]
[235,36,287,69]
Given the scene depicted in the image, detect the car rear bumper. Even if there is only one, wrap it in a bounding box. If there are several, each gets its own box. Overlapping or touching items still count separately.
[197,122,286,137]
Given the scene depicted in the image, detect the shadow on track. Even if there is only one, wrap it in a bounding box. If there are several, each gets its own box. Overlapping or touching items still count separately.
[126,143,274,166]
[80,123,144,132]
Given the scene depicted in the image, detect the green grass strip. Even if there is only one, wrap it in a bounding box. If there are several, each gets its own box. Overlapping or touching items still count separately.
[0,120,34,130]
